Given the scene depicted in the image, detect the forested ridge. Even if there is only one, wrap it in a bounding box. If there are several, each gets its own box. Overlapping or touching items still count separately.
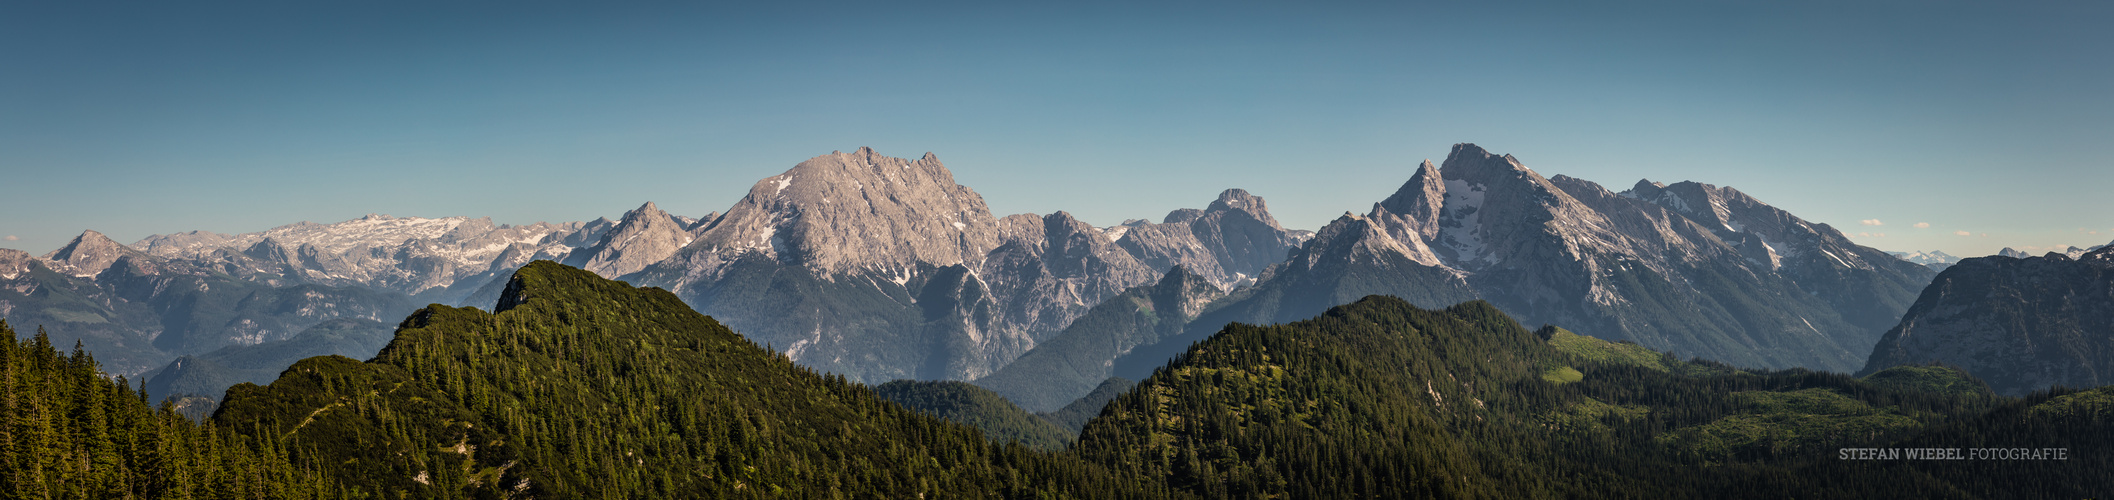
[1072,296,2111,498]
[4,261,2110,498]
[208,261,1160,498]
[0,322,346,499]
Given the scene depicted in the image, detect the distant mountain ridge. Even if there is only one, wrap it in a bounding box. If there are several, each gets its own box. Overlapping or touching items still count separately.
[1996,242,2106,260]
[1862,247,2114,395]
[132,214,597,299]
[5,146,1306,391]
[2,232,421,374]
[10,143,1937,400]
[1890,249,1963,272]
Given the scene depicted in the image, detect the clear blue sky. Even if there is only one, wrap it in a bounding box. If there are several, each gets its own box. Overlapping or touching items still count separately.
[4,1,2109,258]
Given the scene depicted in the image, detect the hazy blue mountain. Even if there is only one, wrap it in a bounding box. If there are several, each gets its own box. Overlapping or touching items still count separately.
[3,232,418,375]
[139,317,395,405]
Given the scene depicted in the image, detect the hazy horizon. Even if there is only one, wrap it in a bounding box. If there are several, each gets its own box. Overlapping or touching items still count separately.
[6,1,2110,257]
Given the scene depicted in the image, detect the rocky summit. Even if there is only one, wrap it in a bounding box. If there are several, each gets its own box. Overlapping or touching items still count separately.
[40,230,153,278]
[6,143,1941,396]
[628,147,1308,382]
[1110,188,1314,289]
[1002,142,1934,401]
[564,201,700,279]
[1384,144,1932,371]
[3,146,1306,388]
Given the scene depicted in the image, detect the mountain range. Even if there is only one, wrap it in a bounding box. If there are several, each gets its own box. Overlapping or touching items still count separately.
[1889,250,1963,272]
[981,143,1937,409]
[2,144,1986,411]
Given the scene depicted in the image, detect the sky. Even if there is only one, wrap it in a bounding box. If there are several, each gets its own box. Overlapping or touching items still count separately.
[3,1,2110,258]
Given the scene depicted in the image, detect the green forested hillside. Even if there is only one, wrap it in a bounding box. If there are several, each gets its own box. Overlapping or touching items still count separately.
[873,380,1074,450]
[1038,377,1133,434]
[211,261,1159,498]
[7,262,2111,498]
[1861,363,1995,398]
[1074,296,2113,498]
[0,321,345,499]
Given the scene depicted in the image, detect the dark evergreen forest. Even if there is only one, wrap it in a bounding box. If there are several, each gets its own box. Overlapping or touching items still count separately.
[3,261,2107,498]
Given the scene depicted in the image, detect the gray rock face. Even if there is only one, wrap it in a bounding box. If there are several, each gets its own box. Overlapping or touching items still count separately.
[132,214,596,298]
[1040,143,1932,390]
[0,248,34,282]
[1112,189,1314,289]
[665,147,1005,277]
[1617,176,1936,344]
[1377,160,1446,242]
[41,230,152,278]
[983,211,1161,343]
[1389,144,1929,371]
[974,265,1226,411]
[565,201,695,279]
[1860,248,2114,395]
[631,148,1306,382]
[630,148,1025,381]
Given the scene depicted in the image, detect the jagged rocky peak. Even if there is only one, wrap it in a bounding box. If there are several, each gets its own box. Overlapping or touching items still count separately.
[681,210,722,231]
[1110,188,1310,288]
[1039,211,1110,259]
[1438,143,1541,185]
[1207,189,1275,224]
[1620,175,1898,273]
[573,201,695,279]
[1163,208,1205,224]
[40,229,151,278]
[1422,143,1582,268]
[687,147,1003,275]
[1293,212,1419,270]
[630,201,666,219]
[1624,179,1748,229]
[986,210,1148,282]
[1376,159,1445,241]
